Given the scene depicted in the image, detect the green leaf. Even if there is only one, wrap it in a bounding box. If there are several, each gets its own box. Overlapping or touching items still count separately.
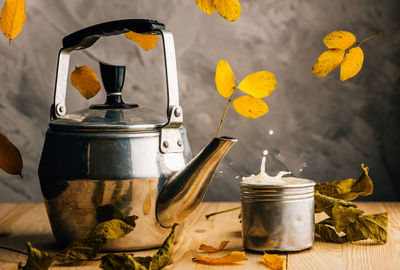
[19,218,136,270]
[100,224,177,270]
[100,254,148,270]
[315,164,373,200]
[315,224,346,243]
[65,219,135,260]
[314,191,357,216]
[344,212,388,243]
[18,242,60,270]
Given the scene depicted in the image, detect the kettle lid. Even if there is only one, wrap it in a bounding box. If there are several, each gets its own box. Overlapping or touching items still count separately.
[49,62,167,132]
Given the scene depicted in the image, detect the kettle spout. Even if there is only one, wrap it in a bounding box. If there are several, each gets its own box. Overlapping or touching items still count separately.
[156,136,237,227]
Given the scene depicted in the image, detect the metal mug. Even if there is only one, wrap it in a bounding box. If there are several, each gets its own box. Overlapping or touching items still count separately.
[240,177,315,252]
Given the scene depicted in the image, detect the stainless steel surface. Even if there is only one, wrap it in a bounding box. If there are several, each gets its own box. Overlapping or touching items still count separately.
[49,107,167,131]
[156,136,237,227]
[39,23,237,250]
[240,178,315,252]
[39,128,192,250]
[52,48,71,119]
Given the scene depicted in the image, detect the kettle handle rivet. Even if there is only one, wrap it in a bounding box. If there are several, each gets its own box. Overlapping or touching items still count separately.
[163,141,169,148]
[177,140,183,146]
[174,108,182,117]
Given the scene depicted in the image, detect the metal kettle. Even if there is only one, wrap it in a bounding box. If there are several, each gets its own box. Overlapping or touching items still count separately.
[38,19,237,251]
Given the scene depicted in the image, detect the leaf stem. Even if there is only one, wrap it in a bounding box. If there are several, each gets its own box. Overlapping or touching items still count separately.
[216,92,235,137]
[205,206,241,219]
[356,32,383,47]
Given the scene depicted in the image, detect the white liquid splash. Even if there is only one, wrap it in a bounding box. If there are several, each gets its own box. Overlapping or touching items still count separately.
[241,150,291,185]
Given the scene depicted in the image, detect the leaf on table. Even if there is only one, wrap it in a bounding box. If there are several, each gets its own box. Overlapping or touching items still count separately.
[315,164,373,201]
[341,212,388,243]
[214,0,241,22]
[312,49,345,78]
[100,224,177,270]
[70,66,101,99]
[0,133,23,176]
[340,46,364,81]
[262,252,286,270]
[323,30,356,50]
[199,240,229,253]
[315,223,346,243]
[65,218,135,260]
[193,251,247,265]
[18,242,60,270]
[314,191,357,216]
[215,59,236,98]
[0,0,26,44]
[100,254,148,270]
[233,95,269,119]
[125,31,159,51]
[315,192,388,244]
[237,71,277,98]
[195,0,216,15]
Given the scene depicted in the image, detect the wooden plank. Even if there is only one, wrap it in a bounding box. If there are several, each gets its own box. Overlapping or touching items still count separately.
[288,202,400,270]
[0,202,399,269]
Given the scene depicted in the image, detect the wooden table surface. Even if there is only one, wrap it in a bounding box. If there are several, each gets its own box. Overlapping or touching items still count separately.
[0,202,399,269]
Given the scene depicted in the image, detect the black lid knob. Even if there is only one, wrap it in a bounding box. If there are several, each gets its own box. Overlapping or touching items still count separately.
[90,62,138,109]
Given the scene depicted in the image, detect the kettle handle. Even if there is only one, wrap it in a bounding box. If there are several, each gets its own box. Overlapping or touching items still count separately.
[51,20,184,153]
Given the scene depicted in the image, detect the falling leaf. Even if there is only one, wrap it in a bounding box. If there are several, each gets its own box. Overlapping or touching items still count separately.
[233,95,269,119]
[340,46,364,81]
[215,60,235,98]
[316,164,373,200]
[0,133,22,176]
[0,0,26,43]
[193,251,247,265]
[199,241,229,253]
[262,253,286,270]
[214,0,241,22]
[125,31,159,51]
[70,66,101,99]
[101,224,177,270]
[18,242,60,270]
[237,71,277,98]
[323,31,356,50]
[196,0,216,15]
[65,219,136,260]
[312,49,345,77]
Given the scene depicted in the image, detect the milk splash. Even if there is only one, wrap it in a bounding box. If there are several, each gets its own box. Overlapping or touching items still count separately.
[241,150,291,185]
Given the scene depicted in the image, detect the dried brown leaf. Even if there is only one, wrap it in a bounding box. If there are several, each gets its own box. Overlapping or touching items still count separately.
[199,240,229,253]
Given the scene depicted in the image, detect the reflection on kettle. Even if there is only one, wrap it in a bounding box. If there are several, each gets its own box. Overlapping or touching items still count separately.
[38,19,237,251]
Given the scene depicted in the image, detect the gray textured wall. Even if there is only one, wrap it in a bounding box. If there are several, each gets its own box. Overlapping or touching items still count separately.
[0,0,399,202]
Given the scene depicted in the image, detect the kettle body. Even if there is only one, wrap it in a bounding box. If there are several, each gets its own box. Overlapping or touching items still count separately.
[39,126,191,250]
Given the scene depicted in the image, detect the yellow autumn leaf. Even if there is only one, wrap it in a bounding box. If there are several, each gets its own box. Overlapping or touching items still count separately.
[233,95,269,119]
[193,251,247,265]
[196,0,216,15]
[0,133,22,176]
[125,31,159,51]
[312,49,345,78]
[340,46,364,81]
[262,253,286,270]
[0,0,26,43]
[215,60,236,98]
[323,31,356,50]
[237,71,277,98]
[214,0,241,22]
[199,241,229,253]
[71,66,101,100]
